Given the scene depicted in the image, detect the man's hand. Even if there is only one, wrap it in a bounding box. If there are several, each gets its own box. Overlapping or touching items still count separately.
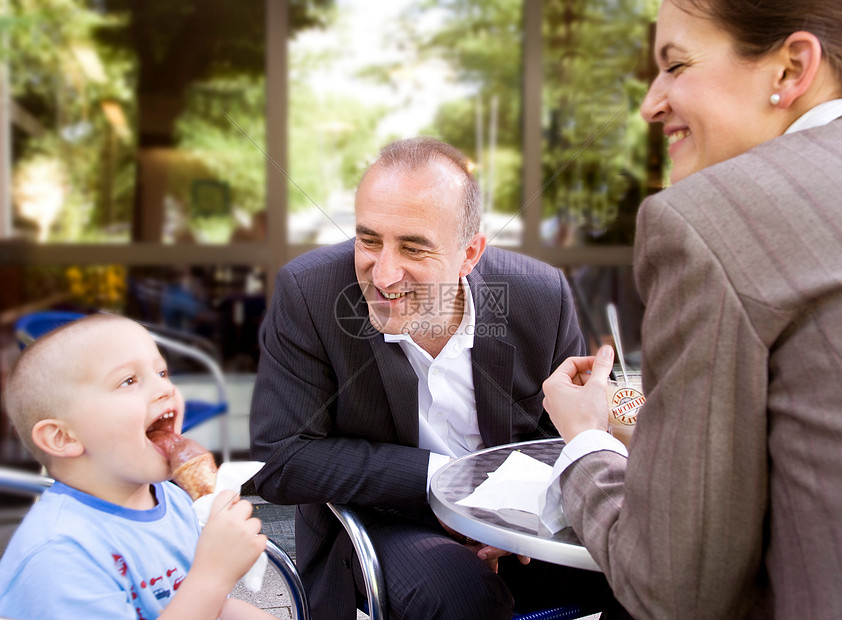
[438,517,530,573]
[474,543,530,574]
[542,345,615,443]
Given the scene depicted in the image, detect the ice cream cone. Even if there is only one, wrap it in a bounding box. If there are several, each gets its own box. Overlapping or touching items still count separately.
[172,451,218,501]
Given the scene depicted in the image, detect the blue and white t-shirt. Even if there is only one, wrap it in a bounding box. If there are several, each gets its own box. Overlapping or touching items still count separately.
[0,480,201,619]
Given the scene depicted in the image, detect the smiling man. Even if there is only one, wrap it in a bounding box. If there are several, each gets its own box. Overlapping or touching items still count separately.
[249,137,616,619]
[354,141,486,358]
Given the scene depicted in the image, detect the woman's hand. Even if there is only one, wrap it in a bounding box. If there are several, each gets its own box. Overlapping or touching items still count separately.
[543,345,615,442]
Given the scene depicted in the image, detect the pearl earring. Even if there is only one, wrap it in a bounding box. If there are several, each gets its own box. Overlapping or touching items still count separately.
[770,93,781,105]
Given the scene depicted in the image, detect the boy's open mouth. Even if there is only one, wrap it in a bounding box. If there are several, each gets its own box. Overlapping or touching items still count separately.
[146,411,177,450]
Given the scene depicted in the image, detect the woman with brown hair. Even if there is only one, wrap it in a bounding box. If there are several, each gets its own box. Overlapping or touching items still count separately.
[542,0,842,617]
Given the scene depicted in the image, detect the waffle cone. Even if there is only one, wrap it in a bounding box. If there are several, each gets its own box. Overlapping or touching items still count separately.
[172,452,218,500]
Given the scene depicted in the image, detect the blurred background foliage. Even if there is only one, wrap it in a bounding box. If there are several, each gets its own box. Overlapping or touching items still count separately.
[2,0,657,244]
[541,0,656,242]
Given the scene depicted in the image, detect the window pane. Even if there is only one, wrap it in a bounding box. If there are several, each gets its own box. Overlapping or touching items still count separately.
[542,1,658,356]
[288,0,524,246]
[4,0,266,244]
[541,0,658,248]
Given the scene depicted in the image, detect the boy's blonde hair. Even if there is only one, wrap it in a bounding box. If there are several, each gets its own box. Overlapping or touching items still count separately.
[4,313,125,466]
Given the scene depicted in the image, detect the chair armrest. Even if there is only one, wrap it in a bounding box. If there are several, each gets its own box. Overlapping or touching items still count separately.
[0,468,54,496]
[265,538,311,620]
[327,502,389,620]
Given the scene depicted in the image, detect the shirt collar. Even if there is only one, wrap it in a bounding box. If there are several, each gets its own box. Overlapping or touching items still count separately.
[383,276,475,356]
[785,99,842,134]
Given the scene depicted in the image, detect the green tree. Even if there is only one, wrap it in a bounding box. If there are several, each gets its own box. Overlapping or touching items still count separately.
[3,0,129,241]
[401,0,524,214]
[4,0,334,242]
[542,0,656,238]
[387,0,656,235]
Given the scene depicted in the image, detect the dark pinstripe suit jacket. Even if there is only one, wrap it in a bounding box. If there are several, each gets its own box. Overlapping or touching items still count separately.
[249,241,585,616]
[560,119,842,619]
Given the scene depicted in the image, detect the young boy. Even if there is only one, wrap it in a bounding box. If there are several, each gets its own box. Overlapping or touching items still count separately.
[0,314,275,619]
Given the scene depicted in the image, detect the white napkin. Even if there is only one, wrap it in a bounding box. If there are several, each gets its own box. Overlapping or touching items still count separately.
[191,461,267,593]
[456,450,555,518]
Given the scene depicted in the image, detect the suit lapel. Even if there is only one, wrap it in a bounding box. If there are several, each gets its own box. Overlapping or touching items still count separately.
[468,269,516,448]
[370,335,420,446]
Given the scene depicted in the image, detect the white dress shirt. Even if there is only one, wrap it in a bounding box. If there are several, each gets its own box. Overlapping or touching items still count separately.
[785,98,842,133]
[384,277,482,489]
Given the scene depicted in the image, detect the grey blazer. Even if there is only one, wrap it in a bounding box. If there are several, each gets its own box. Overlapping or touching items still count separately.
[560,119,842,619]
[250,240,585,616]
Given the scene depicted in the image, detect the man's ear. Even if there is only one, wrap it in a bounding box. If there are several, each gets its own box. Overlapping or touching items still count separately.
[32,419,84,458]
[774,31,823,107]
[459,232,488,277]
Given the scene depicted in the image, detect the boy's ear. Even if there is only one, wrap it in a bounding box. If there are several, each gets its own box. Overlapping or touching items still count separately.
[32,419,84,458]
